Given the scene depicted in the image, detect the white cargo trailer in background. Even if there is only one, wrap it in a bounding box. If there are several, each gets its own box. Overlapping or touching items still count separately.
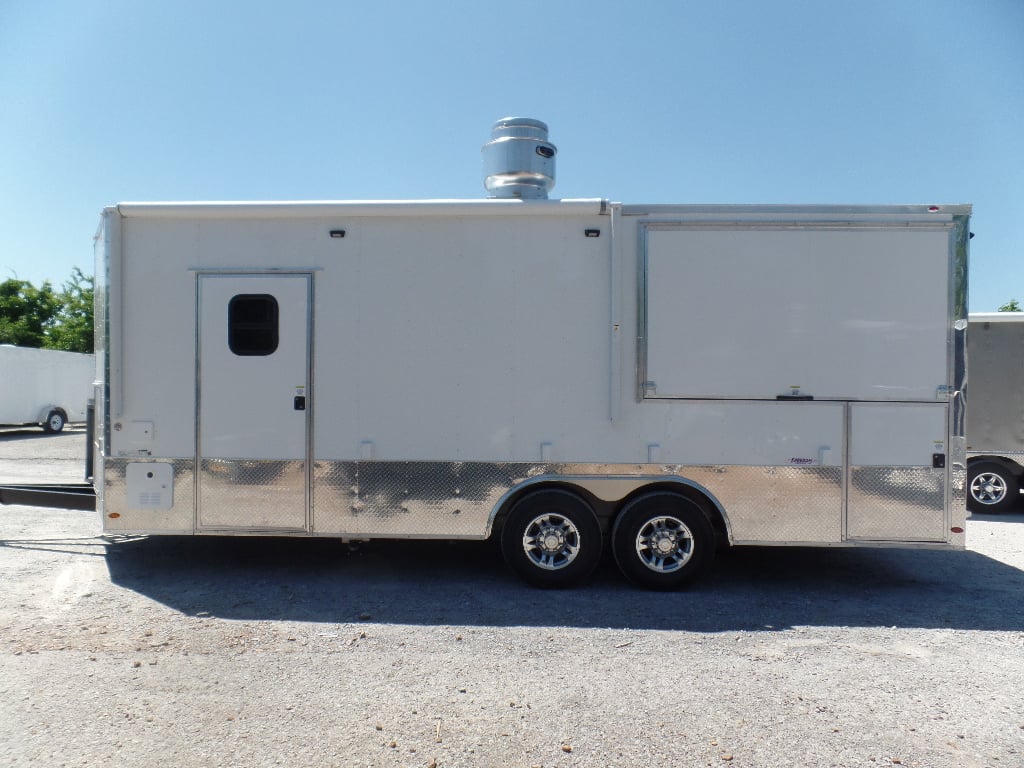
[0,346,95,433]
[89,119,971,589]
[966,313,1024,512]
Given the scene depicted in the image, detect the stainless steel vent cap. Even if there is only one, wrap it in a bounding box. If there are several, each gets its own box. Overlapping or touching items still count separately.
[482,117,556,200]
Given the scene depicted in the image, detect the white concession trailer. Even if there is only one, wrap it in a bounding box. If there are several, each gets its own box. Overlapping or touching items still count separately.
[90,119,971,589]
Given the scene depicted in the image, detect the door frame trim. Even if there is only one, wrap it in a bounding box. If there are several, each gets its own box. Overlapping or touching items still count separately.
[194,271,314,532]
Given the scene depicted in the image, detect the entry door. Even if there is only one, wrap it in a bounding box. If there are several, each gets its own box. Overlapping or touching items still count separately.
[846,403,948,542]
[197,274,311,531]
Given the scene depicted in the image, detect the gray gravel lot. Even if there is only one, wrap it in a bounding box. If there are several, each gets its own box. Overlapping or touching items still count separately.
[2,430,1023,767]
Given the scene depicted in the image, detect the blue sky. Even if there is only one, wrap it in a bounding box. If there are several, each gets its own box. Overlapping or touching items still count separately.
[1,0,1021,310]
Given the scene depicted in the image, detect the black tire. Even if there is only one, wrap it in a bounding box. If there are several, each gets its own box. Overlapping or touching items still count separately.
[500,489,602,588]
[42,410,66,434]
[967,461,1020,514]
[612,492,715,590]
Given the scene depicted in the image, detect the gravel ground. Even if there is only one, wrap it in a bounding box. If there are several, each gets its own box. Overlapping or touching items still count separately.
[2,430,1023,767]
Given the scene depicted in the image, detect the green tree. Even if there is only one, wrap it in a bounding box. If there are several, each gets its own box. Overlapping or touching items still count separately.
[0,278,60,347]
[45,267,94,353]
[998,299,1022,312]
[0,268,94,352]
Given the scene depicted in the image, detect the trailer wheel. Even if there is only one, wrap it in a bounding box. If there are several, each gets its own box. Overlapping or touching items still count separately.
[612,492,714,590]
[968,462,1020,513]
[43,410,66,434]
[500,489,602,588]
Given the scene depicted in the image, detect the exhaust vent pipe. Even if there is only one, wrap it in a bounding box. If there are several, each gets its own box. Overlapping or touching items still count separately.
[482,117,556,200]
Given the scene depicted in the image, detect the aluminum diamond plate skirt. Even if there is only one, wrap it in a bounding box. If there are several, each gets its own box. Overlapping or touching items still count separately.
[102,458,195,533]
[847,467,946,541]
[99,459,953,546]
[199,459,307,530]
[312,462,848,542]
[313,461,534,537]
[682,466,844,543]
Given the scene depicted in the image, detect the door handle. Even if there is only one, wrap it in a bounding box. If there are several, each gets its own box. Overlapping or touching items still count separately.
[294,396,306,411]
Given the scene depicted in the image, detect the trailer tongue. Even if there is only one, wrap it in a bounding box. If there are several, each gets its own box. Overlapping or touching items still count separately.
[0,484,95,511]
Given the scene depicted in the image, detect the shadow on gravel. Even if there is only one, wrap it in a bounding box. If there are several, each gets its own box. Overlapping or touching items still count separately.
[104,529,1024,633]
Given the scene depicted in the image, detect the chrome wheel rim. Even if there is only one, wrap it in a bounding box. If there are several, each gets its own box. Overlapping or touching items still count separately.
[971,472,1007,505]
[48,414,62,431]
[522,513,581,570]
[635,515,694,573]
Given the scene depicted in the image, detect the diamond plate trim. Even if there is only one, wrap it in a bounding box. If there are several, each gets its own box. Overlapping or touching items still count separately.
[847,467,946,541]
[312,461,845,542]
[314,461,522,537]
[102,459,194,533]
[101,459,954,546]
[682,465,844,543]
[198,459,307,530]
[950,435,967,546]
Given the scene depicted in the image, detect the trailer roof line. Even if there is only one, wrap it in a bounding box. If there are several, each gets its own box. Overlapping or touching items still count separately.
[115,198,609,219]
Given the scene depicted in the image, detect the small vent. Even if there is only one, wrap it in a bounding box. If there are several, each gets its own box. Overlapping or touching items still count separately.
[137,491,163,508]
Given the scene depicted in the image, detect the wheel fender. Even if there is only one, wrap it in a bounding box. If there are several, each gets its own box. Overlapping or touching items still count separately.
[486,473,733,544]
[967,456,1024,477]
[36,405,63,424]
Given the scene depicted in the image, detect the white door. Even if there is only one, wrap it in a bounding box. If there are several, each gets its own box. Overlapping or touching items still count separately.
[197,274,311,531]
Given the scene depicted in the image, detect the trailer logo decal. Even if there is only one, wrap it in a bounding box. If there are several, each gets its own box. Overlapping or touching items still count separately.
[789,457,815,465]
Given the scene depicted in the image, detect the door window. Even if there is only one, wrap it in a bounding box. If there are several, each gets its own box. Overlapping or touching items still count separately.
[228,294,279,356]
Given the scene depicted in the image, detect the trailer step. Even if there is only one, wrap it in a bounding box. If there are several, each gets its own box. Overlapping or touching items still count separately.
[0,484,96,511]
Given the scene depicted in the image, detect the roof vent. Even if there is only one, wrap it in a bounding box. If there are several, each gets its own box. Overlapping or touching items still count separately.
[482,117,556,199]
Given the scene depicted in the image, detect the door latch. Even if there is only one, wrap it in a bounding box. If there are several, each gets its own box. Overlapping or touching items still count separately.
[294,396,306,411]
